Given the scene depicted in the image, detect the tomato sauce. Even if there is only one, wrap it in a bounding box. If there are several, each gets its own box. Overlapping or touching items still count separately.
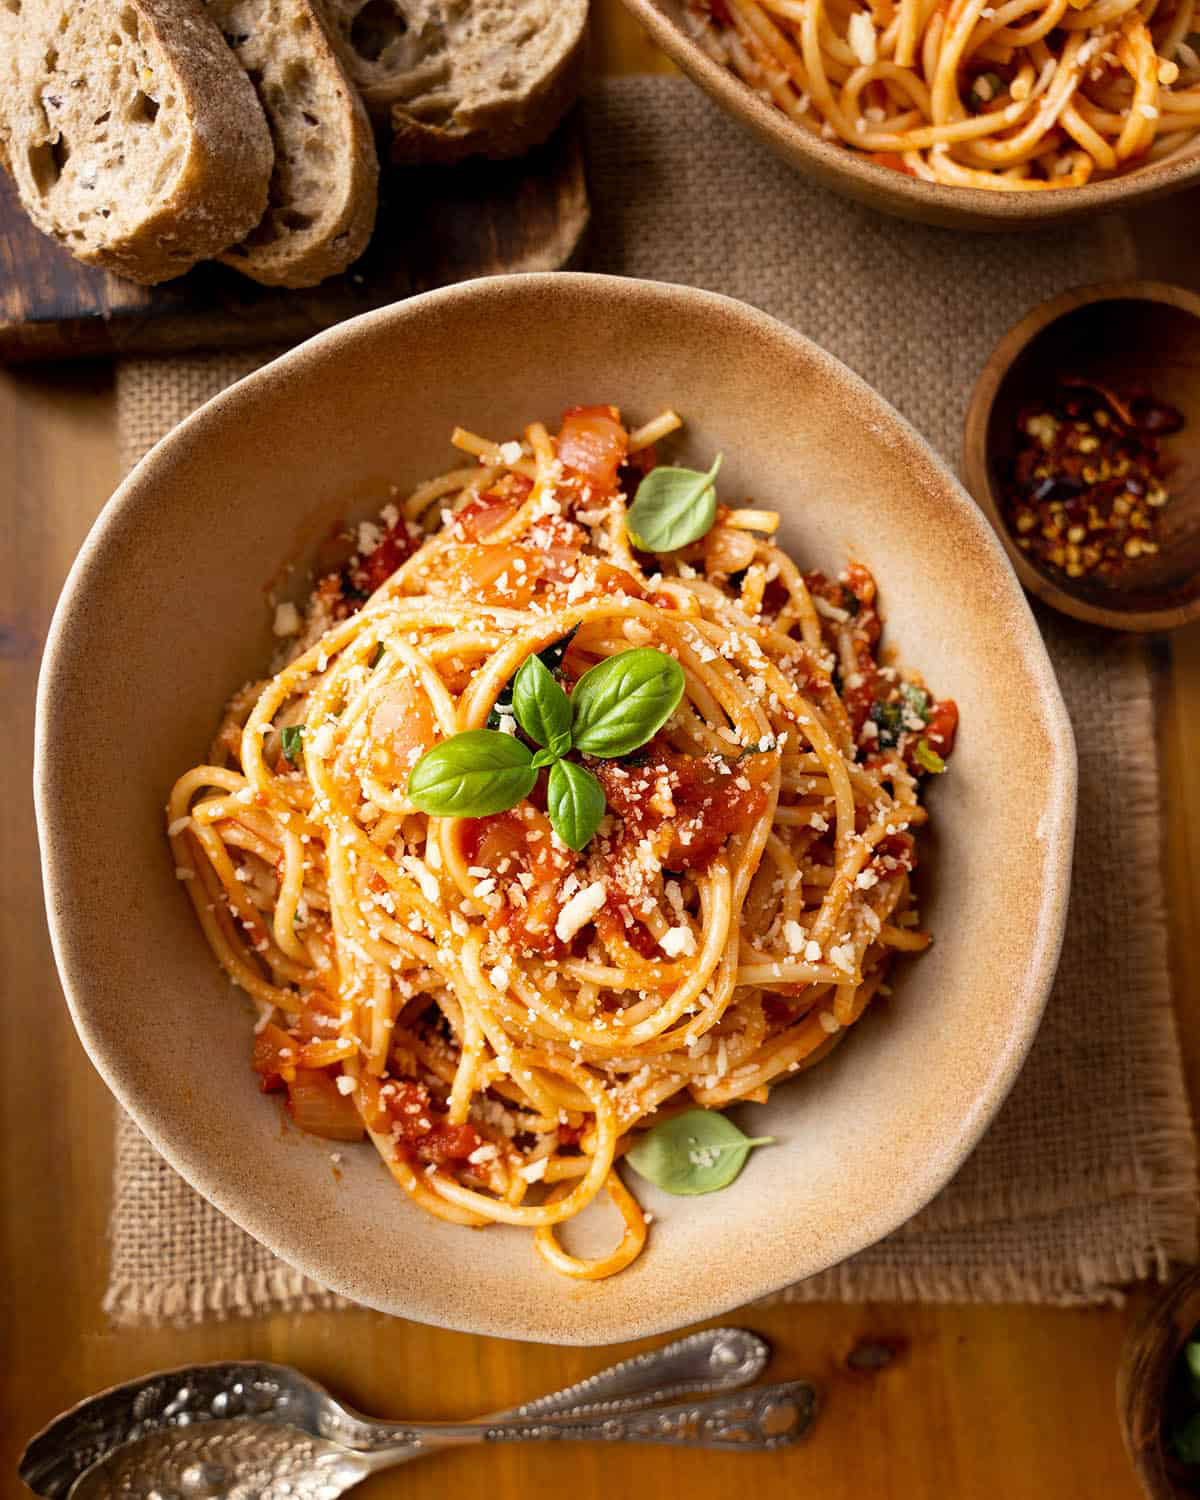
[595,900,661,960]
[459,809,577,958]
[596,744,767,873]
[379,1080,485,1165]
[556,405,628,490]
[922,699,958,758]
[455,473,532,539]
[347,513,422,595]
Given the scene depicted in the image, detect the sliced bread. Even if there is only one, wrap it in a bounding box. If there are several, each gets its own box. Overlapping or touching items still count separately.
[0,0,274,285]
[315,0,587,165]
[205,0,379,288]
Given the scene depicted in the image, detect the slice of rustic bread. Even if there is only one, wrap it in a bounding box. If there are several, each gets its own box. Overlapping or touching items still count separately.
[0,0,274,285]
[315,0,587,165]
[206,0,379,288]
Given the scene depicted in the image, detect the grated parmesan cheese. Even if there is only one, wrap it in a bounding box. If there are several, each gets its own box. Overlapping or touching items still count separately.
[555,881,607,942]
[660,925,697,958]
[272,602,301,637]
[847,10,878,64]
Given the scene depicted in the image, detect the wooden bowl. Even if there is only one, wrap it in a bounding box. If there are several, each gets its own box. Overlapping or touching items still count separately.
[616,0,1200,231]
[962,281,1200,632]
[1119,1268,1200,1499]
[35,273,1075,1343]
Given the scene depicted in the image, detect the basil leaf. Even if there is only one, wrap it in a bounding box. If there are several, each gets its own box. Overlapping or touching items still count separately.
[487,625,580,730]
[624,1109,774,1196]
[1186,1340,1200,1386]
[625,453,722,553]
[570,648,685,758]
[547,758,606,852]
[914,738,946,774]
[407,730,536,818]
[513,653,572,751]
[530,747,559,770]
[281,725,305,764]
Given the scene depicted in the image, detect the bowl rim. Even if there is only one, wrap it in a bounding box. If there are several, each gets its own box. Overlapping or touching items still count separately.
[616,0,1200,225]
[962,278,1200,633]
[35,272,1078,1341]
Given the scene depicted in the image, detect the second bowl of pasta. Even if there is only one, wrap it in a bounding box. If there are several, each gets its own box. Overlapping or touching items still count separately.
[620,0,1200,228]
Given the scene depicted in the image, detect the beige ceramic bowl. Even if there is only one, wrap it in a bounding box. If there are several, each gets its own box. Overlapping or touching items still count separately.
[36,274,1075,1344]
[619,0,1200,231]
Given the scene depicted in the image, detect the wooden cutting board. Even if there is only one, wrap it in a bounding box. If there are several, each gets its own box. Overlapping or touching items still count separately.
[0,116,588,363]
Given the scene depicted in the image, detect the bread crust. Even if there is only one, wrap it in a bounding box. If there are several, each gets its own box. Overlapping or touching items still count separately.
[210,0,379,288]
[389,19,585,165]
[315,0,587,166]
[0,0,274,285]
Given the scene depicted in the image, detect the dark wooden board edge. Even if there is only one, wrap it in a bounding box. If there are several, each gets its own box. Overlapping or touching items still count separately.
[0,112,590,364]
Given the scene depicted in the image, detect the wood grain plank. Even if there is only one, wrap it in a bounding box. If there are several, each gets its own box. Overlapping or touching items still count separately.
[0,118,588,362]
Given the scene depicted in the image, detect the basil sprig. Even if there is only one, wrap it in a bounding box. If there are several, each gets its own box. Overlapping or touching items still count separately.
[407,647,685,852]
[625,453,723,553]
[625,1109,774,1195]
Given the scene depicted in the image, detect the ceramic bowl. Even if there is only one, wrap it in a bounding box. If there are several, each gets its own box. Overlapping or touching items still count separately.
[36,273,1076,1344]
[963,280,1200,632]
[1118,1268,1200,1499]
[617,0,1200,231]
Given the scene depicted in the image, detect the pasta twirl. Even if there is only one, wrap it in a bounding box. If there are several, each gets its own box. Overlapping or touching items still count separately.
[168,403,958,1279]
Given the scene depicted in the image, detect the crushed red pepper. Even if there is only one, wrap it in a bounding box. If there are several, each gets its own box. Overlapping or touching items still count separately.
[999,377,1183,583]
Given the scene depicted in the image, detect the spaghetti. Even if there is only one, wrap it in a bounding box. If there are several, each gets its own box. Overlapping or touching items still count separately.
[168,404,957,1280]
[686,0,1200,188]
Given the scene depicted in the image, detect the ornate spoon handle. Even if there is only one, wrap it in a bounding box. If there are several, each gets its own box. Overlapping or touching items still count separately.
[327,1328,771,1452]
[367,1380,817,1462]
[497,1327,771,1419]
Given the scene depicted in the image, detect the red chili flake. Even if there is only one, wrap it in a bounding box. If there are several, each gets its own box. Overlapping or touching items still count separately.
[998,377,1182,584]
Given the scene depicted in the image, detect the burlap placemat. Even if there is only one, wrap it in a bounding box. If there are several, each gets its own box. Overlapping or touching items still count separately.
[104,76,1196,1326]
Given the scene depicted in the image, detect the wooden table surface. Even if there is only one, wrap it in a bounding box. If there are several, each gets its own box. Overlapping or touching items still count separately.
[5,7,1200,1497]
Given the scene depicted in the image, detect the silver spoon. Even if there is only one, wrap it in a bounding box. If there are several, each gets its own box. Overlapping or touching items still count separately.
[20,1328,813,1498]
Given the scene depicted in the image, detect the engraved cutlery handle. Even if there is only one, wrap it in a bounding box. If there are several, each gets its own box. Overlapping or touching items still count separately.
[496,1327,771,1420]
[393,1380,817,1457]
[340,1328,772,1452]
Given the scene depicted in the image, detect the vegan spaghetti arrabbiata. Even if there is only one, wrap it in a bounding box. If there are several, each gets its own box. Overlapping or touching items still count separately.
[167,404,958,1280]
